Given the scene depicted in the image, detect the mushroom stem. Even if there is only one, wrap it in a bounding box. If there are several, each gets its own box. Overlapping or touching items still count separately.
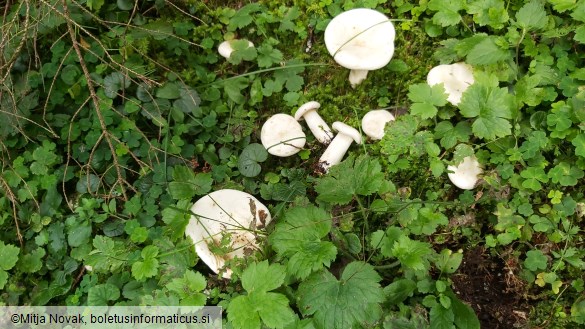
[349,69,369,87]
[319,122,362,172]
[294,101,333,144]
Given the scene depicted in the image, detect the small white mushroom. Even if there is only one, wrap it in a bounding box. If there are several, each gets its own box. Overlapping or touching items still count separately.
[361,110,395,140]
[218,39,254,59]
[447,156,483,190]
[186,189,272,279]
[324,8,396,87]
[427,62,474,106]
[294,101,334,144]
[261,113,306,157]
[319,122,362,172]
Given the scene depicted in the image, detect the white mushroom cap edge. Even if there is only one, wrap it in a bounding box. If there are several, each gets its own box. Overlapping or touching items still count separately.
[427,62,474,106]
[218,39,254,59]
[186,189,272,279]
[447,156,483,190]
[261,113,306,157]
[361,109,395,140]
[324,8,396,87]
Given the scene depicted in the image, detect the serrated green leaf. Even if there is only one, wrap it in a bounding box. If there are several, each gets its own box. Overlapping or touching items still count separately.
[392,235,434,272]
[168,166,213,199]
[315,155,384,205]
[516,1,548,30]
[384,279,417,305]
[0,241,20,271]
[467,0,509,29]
[132,258,159,281]
[88,283,120,305]
[167,270,207,305]
[18,248,45,273]
[242,261,286,293]
[410,103,438,119]
[298,262,384,329]
[270,206,336,279]
[228,3,262,31]
[428,0,464,26]
[458,79,513,140]
[524,250,548,271]
[408,83,448,106]
[466,37,510,65]
[430,304,455,329]
[228,291,296,329]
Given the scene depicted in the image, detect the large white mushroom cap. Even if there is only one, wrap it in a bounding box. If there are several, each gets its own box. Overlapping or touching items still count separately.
[324,8,396,87]
[361,109,395,140]
[447,156,482,190]
[427,63,474,106]
[261,113,306,157]
[186,189,272,279]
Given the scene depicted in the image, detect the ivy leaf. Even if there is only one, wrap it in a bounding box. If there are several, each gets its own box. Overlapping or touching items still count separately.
[315,155,384,205]
[516,0,548,30]
[269,206,336,279]
[298,262,384,329]
[458,78,514,140]
[168,166,213,200]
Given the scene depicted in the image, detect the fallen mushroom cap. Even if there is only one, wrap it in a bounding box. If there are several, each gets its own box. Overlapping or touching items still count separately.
[361,110,395,140]
[324,8,396,85]
[218,39,254,59]
[261,113,306,157]
[186,189,272,279]
[447,156,482,190]
[427,63,474,106]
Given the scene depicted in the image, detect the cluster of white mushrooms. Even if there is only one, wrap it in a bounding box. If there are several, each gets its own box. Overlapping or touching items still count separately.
[185,8,484,279]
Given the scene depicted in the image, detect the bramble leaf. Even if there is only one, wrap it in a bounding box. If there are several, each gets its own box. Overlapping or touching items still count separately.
[269,206,336,279]
[298,262,384,329]
[315,155,384,205]
[392,236,434,273]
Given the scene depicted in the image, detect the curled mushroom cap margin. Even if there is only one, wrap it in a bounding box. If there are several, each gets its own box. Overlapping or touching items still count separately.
[185,189,272,279]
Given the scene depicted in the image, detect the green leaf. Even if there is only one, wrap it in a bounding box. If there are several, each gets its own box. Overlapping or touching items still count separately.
[224,77,249,104]
[430,304,455,329]
[88,283,120,305]
[384,279,417,305]
[520,167,549,191]
[0,241,20,271]
[392,235,434,272]
[428,0,464,27]
[434,121,472,149]
[467,0,509,29]
[466,37,510,65]
[458,78,514,140]
[103,72,130,98]
[524,250,548,271]
[167,270,207,305]
[548,162,584,186]
[298,262,384,329]
[241,260,286,293]
[269,206,336,279]
[132,245,160,281]
[228,3,262,30]
[156,82,181,99]
[315,155,384,205]
[448,291,480,329]
[228,291,296,329]
[18,248,45,273]
[408,83,448,106]
[168,166,213,199]
[238,143,268,178]
[572,134,585,158]
[516,1,548,30]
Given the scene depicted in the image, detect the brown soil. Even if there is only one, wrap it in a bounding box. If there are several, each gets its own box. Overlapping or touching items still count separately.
[451,247,530,328]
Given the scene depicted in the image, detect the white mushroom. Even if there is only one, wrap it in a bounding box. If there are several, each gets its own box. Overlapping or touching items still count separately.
[447,156,483,190]
[319,122,362,172]
[186,189,272,279]
[218,39,254,59]
[361,110,395,140]
[261,113,306,157]
[427,63,474,106]
[294,101,334,144]
[324,8,396,87]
